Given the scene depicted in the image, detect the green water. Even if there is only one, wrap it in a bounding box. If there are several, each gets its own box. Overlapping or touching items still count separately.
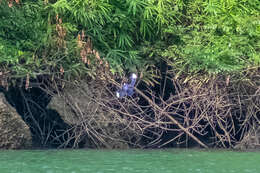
[0,149,259,173]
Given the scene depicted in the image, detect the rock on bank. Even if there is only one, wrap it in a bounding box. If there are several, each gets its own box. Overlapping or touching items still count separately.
[0,93,32,149]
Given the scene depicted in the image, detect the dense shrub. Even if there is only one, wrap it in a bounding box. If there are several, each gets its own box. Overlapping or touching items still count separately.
[161,0,260,74]
[0,0,178,86]
[0,1,48,77]
[0,0,259,84]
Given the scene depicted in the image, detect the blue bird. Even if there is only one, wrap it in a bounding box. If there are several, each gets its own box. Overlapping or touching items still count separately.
[116,73,137,98]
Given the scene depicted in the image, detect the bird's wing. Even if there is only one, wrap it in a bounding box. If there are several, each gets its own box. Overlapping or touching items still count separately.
[127,87,134,96]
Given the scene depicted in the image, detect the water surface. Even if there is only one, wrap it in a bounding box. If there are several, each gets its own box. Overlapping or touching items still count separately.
[0,149,259,173]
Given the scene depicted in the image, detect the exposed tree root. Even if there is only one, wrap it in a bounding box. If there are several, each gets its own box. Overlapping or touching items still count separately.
[12,66,260,149]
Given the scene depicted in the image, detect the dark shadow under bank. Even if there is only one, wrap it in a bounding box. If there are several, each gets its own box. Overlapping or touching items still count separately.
[0,85,253,150]
[1,86,74,149]
[0,83,207,149]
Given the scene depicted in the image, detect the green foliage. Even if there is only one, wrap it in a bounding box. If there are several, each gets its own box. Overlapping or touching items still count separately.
[161,0,260,74]
[0,0,259,85]
[48,0,177,73]
[0,1,47,77]
[0,0,177,82]
[0,0,88,80]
